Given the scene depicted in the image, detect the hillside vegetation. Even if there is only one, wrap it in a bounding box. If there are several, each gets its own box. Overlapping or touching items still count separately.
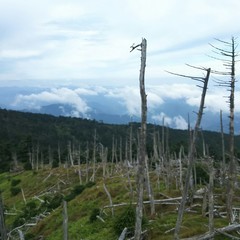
[1,109,240,239]
[0,163,233,239]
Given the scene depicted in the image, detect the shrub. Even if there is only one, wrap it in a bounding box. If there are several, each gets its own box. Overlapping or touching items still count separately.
[11,179,21,187]
[44,194,63,210]
[113,205,136,237]
[89,208,101,223]
[64,184,86,202]
[113,205,147,237]
[85,181,95,188]
[10,187,21,196]
[73,185,85,195]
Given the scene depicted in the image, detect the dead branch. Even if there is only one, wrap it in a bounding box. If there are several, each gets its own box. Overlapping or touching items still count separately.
[182,223,240,240]
[118,227,127,240]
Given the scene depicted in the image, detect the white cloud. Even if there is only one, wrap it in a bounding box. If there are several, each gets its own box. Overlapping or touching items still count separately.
[12,88,91,117]
[151,112,173,126]
[0,0,239,84]
[173,116,188,130]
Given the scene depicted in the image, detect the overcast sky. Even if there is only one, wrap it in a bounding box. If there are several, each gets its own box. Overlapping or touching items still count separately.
[0,0,240,87]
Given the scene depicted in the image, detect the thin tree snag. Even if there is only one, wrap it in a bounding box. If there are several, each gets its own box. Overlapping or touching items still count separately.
[131,38,147,240]
[208,157,214,236]
[145,156,155,216]
[63,200,68,240]
[210,37,238,222]
[220,109,226,186]
[103,182,114,216]
[118,227,128,240]
[174,67,211,240]
[0,194,7,240]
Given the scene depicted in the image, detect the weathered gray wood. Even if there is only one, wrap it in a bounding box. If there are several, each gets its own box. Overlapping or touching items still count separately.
[145,156,155,216]
[0,194,7,240]
[174,68,211,240]
[182,223,240,240]
[103,182,114,216]
[118,227,127,240]
[63,200,68,240]
[208,157,214,236]
[131,38,147,240]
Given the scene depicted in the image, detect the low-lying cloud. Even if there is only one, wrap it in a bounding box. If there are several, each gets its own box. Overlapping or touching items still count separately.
[12,87,91,118]
[10,83,238,129]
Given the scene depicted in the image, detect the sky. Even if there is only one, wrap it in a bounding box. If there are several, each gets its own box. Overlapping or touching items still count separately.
[0,0,240,86]
[1,0,240,129]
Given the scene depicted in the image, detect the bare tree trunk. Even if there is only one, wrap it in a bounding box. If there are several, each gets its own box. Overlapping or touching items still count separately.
[63,200,68,240]
[111,135,115,176]
[145,156,155,216]
[86,142,89,183]
[91,129,97,182]
[220,110,226,187]
[0,194,7,240]
[103,182,114,216]
[179,146,184,192]
[210,37,238,222]
[68,142,73,167]
[174,68,210,239]
[227,38,236,222]
[78,145,82,185]
[58,141,61,167]
[131,38,147,240]
[129,122,133,165]
[208,157,214,236]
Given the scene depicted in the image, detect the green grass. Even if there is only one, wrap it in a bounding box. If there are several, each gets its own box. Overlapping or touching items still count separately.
[0,164,236,240]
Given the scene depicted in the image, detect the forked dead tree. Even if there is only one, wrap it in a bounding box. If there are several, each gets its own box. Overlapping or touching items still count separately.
[210,37,238,222]
[131,38,147,240]
[169,66,211,239]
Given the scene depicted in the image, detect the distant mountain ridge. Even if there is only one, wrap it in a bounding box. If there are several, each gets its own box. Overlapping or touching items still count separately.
[0,86,238,133]
[21,101,237,133]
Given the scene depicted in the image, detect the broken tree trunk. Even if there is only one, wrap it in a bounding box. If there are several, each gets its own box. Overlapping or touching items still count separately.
[63,200,68,240]
[208,157,214,236]
[131,38,147,240]
[174,67,211,239]
[0,193,7,240]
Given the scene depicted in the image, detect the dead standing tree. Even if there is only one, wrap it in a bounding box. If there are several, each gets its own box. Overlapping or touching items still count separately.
[210,37,238,222]
[131,38,147,240]
[0,193,7,240]
[168,66,211,239]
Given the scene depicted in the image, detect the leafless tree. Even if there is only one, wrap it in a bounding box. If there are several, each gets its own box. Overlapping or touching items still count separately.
[210,37,238,222]
[169,66,211,239]
[131,38,147,240]
[0,193,7,240]
[63,200,68,240]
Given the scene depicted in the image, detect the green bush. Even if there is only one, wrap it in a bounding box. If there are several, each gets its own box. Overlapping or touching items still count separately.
[11,179,21,186]
[44,194,63,210]
[73,184,85,195]
[113,205,147,237]
[64,184,86,202]
[85,181,96,188]
[113,205,136,237]
[10,187,21,196]
[89,208,101,223]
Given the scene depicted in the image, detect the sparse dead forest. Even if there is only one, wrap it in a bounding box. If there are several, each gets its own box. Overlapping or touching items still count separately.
[0,38,240,239]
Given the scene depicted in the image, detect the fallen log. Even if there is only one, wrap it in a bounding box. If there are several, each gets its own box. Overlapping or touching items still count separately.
[103,197,182,209]
[182,223,240,240]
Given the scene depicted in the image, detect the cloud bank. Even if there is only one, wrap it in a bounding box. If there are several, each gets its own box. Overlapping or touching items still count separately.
[10,82,240,130]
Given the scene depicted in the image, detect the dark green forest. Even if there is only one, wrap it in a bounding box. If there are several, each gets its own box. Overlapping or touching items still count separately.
[0,108,239,173]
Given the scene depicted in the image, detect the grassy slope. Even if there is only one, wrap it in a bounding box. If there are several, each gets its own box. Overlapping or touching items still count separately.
[0,165,232,239]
